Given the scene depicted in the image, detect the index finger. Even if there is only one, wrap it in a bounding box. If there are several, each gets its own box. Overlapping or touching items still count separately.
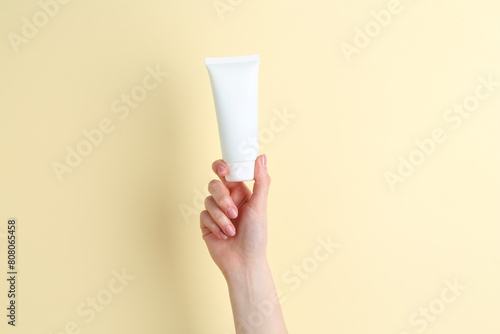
[212,160,242,190]
[212,159,253,204]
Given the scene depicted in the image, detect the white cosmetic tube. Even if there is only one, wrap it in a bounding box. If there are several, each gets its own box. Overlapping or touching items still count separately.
[205,54,259,182]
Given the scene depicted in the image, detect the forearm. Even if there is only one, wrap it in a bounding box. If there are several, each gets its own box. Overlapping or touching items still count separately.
[225,261,288,334]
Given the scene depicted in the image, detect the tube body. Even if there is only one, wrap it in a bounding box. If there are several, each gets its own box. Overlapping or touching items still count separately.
[205,54,259,182]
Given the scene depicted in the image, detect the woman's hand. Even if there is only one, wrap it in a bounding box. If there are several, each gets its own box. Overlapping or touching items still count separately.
[200,154,270,278]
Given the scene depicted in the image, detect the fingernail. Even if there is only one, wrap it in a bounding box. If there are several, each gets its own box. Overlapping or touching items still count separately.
[227,206,238,219]
[219,231,228,240]
[217,166,225,175]
[261,154,267,167]
[225,224,236,237]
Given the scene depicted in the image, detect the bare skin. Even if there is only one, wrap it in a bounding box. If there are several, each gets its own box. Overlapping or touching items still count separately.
[200,155,288,334]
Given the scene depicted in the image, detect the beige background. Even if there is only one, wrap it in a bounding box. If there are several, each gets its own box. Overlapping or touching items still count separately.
[1,0,499,333]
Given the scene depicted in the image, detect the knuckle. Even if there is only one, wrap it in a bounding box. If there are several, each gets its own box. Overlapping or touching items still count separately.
[209,221,219,232]
[213,210,227,223]
[200,210,208,227]
[204,196,213,208]
[220,195,233,208]
[259,174,271,187]
[200,211,220,232]
[208,179,220,193]
[200,210,208,222]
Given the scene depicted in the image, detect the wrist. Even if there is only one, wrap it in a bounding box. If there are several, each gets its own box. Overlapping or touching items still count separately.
[224,257,270,285]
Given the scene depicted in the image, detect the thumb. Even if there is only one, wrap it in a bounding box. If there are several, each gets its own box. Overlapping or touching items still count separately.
[252,154,271,206]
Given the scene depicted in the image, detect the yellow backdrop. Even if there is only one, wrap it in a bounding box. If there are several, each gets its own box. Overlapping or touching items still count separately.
[1,0,499,333]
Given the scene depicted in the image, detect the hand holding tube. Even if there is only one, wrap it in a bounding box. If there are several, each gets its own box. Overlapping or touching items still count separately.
[200,154,270,276]
[200,154,288,334]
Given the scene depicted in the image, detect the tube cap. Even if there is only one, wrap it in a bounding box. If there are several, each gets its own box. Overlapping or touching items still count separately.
[225,161,255,182]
